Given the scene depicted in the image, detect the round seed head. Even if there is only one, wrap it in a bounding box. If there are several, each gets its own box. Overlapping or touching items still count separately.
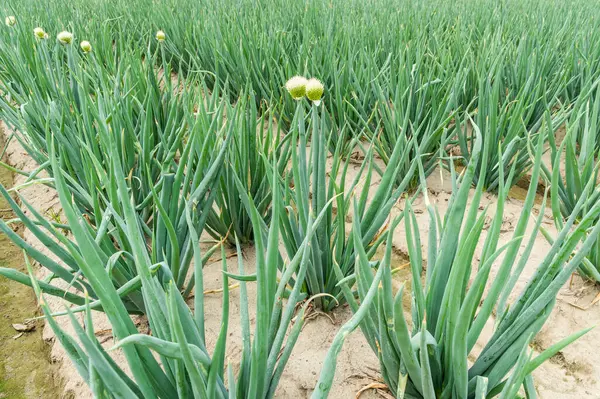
[5,16,16,27]
[156,30,166,42]
[285,76,308,100]
[57,31,73,45]
[34,27,48,39]
[306,78,324,103]
[80,40,92,53]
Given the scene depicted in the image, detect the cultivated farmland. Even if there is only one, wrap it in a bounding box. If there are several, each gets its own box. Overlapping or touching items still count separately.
[1,0,600,397]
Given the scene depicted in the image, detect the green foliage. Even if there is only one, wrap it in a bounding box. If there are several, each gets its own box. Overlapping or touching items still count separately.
[278,100,417,310]
[314,127,598,398]
[0,75,234,308]
[22,161,331,398]
[205,94,289,246]
[1,0,600,397]
[541,81,600,282]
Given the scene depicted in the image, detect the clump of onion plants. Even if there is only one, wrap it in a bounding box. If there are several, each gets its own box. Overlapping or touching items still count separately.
[0,33,186,221]
[26,158,332,398]
[0,27,250,303]
[540,80,600,282]
[278,76,418,311]
[455,64,567,192]
[205,91,290,246]
[0,79,235,312]
[313,124,598,398]
[363,50,459,187]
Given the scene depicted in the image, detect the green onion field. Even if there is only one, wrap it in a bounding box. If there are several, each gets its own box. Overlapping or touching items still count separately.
[1,0,600,397]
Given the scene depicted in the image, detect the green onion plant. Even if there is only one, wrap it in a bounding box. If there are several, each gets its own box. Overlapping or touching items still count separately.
[314,124,599,398]
[25,156,332,398]
[541,80,600,282]
[278,88,418,311]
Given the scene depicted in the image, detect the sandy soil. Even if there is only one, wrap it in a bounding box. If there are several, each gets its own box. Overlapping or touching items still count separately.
[404,168,600,398]
[0,130,60,399]
[0,121,384,399]
[1,122,128,399]
[1,120,599,398]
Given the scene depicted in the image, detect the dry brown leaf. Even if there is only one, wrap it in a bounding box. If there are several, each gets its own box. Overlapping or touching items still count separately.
[12,323,35,332]
[355,382,389,398]
[588,291,600,308]
[565,290,600,310]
